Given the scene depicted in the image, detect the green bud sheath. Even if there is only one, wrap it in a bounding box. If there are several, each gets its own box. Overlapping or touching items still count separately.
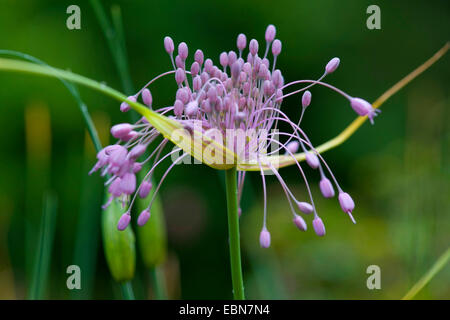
[102,193,136,282]
[136,174,167,268]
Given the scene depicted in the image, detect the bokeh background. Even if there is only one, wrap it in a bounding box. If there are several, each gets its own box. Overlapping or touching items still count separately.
[0,0,449,299]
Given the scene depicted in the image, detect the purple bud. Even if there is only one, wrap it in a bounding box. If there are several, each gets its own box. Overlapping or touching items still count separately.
[219,52,228,68]
[325,57,340,74]
[132,162,142,173]
[258,63,268,79]
[194,49,204,65]
[302,90,311,108]
[305,152,320,169]
[338,192,356,223]
[122,131,138,142]
[204,58,213,74]
[111,123,132,139]
[201,99,211,113]
[175,55,184,69]
[110,146,128,166]
[120,172,136,195]
[319,177,335,198]
[207,86,217,103]
[139,181,152,198]
[259,228,271,248]
[128,144,146,160]
[175,68,185,85]
[249,39,259,56]
[272,39,282,56]
[163,36,174,54]
[285,141,299,154]
[178,42,188,60]
[176,87,190,104]
[228,51,237,66]
[193,75,202,91]
[137,209,151,226]
[293,215,307,231]
[174,99,184,117]
[271,69,283,88]
[231,61,241,80]
[108,178,122,197]
[142,88,152,107]
[117,213,131,231]
[297,201,313,214]
[312,217,326,236]
[350,97,380,124]
[238,207,242,217]
[190,62,200,76]
[185,100,198,117]
[237,33,247,50]
[120,96,136,112]
[265,24,276,42]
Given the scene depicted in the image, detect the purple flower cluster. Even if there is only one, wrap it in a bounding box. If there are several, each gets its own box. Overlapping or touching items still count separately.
[90,25,378,245]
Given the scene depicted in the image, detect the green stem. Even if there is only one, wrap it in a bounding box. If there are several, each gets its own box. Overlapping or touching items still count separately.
[149,267,168,300]
[120,281,135,300]
[402,247,450,300]
[225,167,245,300]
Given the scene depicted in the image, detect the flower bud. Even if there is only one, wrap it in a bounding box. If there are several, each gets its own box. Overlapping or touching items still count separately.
[265,24,276,42]
[285,141,299,154]
[219,52,228,68]
[191,62,200,76]
[142,88,152,107]
[127,145,144,161]
[350,97,380,124]
[194,49,204,65]
[297,201,313,214]
[139,180,152,198]
[293,215,307,231]
[249,39,259,56]
[137,209,151,226]
[120,96,136,112]
[178,42,188,60]
[325,57,340,74]
[175,68,185,85]
[302,90,311,108]
[174,100,184,117]
[338,192,356,224]
[319,177,335,198]
[163,36,174,54]
[102,194,136,282]
[259,227,271,248]
[305,152,320,169]
[312,217,326,236]
[111,123,132,139]
[237,33,247,51]
[272,39,282,56]
[120,172,136,195]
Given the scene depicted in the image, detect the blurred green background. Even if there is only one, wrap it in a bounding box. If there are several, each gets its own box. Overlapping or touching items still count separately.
[0,0,449,299]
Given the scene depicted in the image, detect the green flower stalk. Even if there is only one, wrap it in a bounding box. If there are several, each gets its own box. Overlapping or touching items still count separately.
[101,192,136,297]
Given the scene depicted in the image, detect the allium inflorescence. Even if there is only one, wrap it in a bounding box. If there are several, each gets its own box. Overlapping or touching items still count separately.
[90,25,379,246]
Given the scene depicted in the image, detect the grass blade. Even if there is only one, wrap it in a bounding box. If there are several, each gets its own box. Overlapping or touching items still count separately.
[28,192,58,299]
[402,247,450,300]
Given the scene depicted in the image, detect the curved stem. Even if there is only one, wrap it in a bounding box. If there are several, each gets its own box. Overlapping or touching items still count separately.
[225,167,245,300]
